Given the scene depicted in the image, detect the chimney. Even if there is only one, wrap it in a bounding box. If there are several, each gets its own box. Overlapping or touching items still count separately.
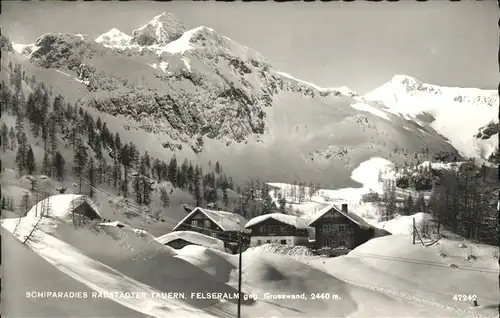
[341,204,348,213]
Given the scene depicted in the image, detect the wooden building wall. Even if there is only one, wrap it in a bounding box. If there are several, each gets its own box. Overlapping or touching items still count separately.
[247,218,309,237]
[312,209,373,249]
[175,210,249,244]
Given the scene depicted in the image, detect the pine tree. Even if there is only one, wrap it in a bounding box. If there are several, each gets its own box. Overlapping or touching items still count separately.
[73,140,88,178]
[15,114,25,142]
[278,192,286,213]
[152,158,162,182]
[214,161,221,174]
[48,116,57,154]
[15,132,27,174]
[29,178,38,192]
[96,117,102,133]
[88,157,96,198]
[122,172,129,198]
[192,165,202,206]
[261,183,273,215]
[387,179,397,217]
[222,187,229,208]
[160,188,171,208]
[112,158,121,188]
[406,194,414,216]
[52,151,66,181]
[97,158,106,184]
[8,197,14,211]
[9,126,16,149]
[143,151,151,175]
[140,154,152,205]
[25,146,36,175]
[114,132,122,153]
[1,123,8,151]
[206,188,218,204]
[42,151,51,176]
[298,182,306,203]
[132,172,143,205]
[21,192,30,216]
[308,182,315,200]
[52,95,64,127]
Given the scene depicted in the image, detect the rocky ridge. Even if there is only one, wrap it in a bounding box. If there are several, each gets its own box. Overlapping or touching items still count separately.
[20,17,355,152]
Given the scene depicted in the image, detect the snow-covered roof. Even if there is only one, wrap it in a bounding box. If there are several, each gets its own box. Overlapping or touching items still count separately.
[172,207,248,232]
[26,194,101,220]
[308,204,372,229]
[245,213,310,229]
[155,231,225,251]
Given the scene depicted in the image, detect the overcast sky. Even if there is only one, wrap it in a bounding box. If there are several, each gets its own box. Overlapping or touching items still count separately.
[1,0,497,94]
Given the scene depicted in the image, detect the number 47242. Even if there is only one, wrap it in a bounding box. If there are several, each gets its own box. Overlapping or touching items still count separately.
[453,294,477,301]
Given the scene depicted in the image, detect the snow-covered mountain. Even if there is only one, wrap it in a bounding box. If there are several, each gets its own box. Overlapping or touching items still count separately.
[5,13,497,187]
[130,12,186,46]
[95,28,132,47]
[364,74,498,159]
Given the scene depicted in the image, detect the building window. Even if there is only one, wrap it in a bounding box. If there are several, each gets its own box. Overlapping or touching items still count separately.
[204,220,211,228]
[339,239,346,247]
[322,224,332,233]
[267,225,283,233]
[211,232,218,238]
[266,240,271,244]
[257,240,262,246]
[261,225,268,233]
[191,220,198,228]
[338,225,345,232]
[280,240,287,245]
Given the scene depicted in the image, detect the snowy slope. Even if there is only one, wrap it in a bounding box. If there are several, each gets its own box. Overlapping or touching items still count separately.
[175,243,493,317]
[304,233,498,318]
[376,212,434,235]
[364,75,499,159]
[2,229,146,318]
[1,217,214,318]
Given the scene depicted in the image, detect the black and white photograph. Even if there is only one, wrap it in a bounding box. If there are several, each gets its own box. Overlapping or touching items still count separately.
[1,1,499,317]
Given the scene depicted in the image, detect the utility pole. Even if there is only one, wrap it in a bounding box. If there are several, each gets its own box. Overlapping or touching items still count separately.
[34,193,39,217]
[237,231,242,318]
[412,217,415,245]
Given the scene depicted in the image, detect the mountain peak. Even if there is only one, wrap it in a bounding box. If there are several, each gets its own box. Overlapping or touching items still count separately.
[150,12,175,22]
[389,74,422,87]
[95,28,132,47]
[131,12,187,46]
[157,26,227,56]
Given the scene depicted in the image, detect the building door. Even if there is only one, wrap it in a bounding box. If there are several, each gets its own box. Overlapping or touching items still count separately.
[323,237,337,248]
[338,232,354,248]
